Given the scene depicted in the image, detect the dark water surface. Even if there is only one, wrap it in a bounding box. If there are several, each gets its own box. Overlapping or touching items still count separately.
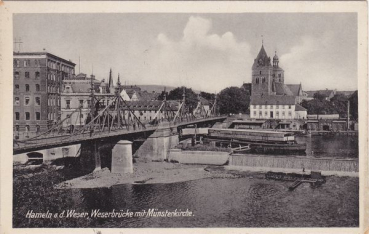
[297,135,358,158]
[13,136,359,228]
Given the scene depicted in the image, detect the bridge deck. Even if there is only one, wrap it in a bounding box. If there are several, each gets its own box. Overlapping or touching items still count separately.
[14,116,226,154]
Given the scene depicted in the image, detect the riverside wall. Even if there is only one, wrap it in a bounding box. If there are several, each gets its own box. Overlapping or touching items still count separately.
[168,149,230,165]
[229,154,358,177]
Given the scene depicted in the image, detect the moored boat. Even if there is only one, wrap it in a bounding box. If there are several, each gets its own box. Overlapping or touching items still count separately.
[205,128,306,154]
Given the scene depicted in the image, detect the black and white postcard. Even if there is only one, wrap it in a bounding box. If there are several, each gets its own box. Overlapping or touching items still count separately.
[0,1,368,234]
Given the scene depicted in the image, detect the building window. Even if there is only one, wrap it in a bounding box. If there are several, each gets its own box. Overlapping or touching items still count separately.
[265,111,268,116]
[253,111,256,116]
[15,84,19,91]
[15,125,20,131]
[87,100,91,107]
[35,72,40,79]
[25,97,30,106]
[259,111,262,116]
[289,105,291,109]
[262,77,266,83]
[276,105,279,109]
[66,100,70,109]
[260,71,262,75]
[282,111,285,117]
[35,84,40,91]
[25,72,30,79]
[14,97,20,105]
[25,84,30,92]
[35,112,41,120]
[25,112,30,120]
[25,125,30,132]
[256,78,259,84]
[35,97,41,106]
[288,111,292,117]
[276,111,279,117]
[278,74,281,78]
[79,100,84,107]
[15,112,20,120]
[14,71,20,79]
[80,113,84,119]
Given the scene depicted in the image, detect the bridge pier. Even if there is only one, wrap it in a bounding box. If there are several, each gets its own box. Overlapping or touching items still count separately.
[134,122,179,161]
[111,140,133,174]
[80,140,102,172]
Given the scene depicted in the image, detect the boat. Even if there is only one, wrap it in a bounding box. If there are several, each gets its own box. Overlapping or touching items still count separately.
[205,128,306,154]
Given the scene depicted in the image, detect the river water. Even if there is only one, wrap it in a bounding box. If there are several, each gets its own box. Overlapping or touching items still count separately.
[14,135,359,228]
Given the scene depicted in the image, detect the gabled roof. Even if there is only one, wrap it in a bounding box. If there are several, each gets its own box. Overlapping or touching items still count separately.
[250,95,296,105]
[286,84,302,96]
[274,83,294,96]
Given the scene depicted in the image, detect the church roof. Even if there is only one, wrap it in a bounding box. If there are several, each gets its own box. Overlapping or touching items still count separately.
[274,83,294,96]
[250,95,296,105]
[286,84,302,96]
[252,44,271,69]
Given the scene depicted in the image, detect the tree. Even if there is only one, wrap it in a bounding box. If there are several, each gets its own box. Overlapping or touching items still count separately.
[200,91,215,101]
[217,87,250,115]
[330,93,348,116]
[349,91,358,120]
[161,86,198,112]
[313,92,327,101]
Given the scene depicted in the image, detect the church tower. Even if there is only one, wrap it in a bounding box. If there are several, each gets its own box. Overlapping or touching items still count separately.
[251,43,274,96]
[272,51,284,84]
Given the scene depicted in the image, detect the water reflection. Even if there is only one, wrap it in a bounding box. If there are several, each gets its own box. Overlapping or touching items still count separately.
[297,135,358,158]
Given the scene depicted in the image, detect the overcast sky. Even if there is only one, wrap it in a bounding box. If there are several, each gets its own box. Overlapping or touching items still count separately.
[14,13,357,93]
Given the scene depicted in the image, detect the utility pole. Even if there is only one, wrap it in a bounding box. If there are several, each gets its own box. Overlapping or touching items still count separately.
[347,100,350,130]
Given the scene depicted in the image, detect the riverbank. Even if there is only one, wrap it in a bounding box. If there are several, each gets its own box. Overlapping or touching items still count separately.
[13,161,359,228]
[55,159,215,189]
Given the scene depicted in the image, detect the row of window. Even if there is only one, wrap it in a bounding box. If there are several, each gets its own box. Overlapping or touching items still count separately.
[14,59,42,68]
[255,77,266,84]
[14,96,41,106]
[47,60,74,74]
[14,71,40,79]
[15,111,41,121]
[15,84,40,92]
[251,105,292,109]
[47,85,60,93]
[253,111,293,117]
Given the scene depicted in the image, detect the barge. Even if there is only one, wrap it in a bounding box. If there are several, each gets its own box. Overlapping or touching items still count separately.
[205,128,306,154]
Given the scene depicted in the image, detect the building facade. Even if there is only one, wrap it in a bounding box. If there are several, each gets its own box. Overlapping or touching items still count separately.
[13,52,75,138]
[249,44,307,120]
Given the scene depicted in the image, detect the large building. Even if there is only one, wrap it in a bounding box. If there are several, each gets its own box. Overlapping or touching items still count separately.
[13,52,75,138]
[249,44,307,120]
[61,72,131,127]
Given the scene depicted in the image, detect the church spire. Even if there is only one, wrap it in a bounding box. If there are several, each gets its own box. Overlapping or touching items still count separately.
[117,73,121,86]
[252,41,271,68]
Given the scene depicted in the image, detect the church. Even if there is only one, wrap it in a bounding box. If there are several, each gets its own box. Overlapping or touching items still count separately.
[249,43,307,120]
